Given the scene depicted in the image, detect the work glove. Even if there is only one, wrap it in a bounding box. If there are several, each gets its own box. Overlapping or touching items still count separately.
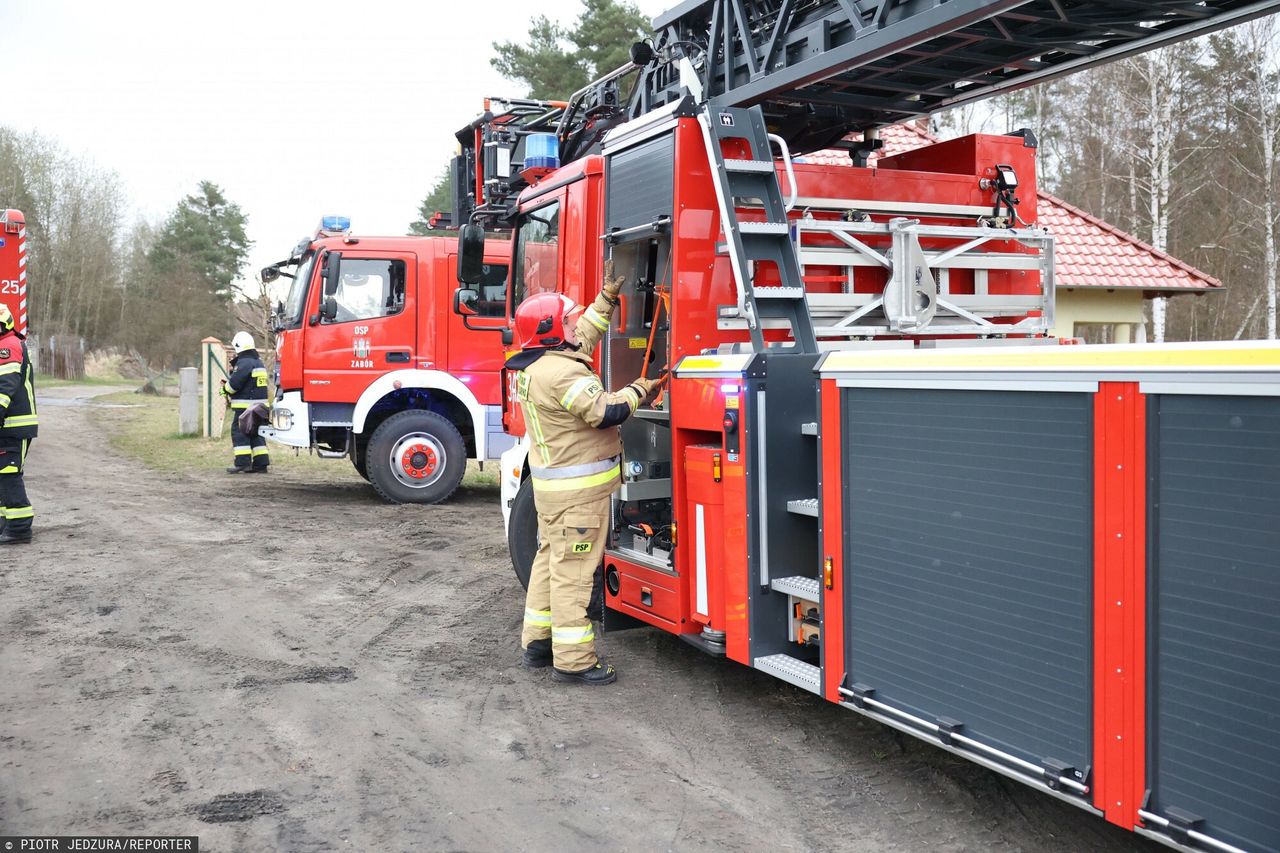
[602,259,625,304]
[630,369,669,402]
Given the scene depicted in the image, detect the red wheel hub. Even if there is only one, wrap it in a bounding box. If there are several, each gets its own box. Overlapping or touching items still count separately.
[401,444,438,479]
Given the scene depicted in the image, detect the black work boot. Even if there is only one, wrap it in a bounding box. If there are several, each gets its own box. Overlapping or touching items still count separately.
[552,661,617,686]
[226,466,248,474]
[521,639,552,669]
[0,527,32,545]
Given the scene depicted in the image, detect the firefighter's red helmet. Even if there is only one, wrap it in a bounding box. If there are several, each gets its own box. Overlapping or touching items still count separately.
[514,292,578,349]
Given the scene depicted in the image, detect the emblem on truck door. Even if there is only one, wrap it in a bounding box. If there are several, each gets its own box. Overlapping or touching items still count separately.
[351,337,374,368]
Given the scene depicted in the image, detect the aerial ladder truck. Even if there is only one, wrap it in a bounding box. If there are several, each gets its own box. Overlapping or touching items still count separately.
[450,2,1280,850]
[0,210,27,337]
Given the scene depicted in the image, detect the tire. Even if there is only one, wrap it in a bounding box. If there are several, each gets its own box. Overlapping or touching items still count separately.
[352,438,370,481]
[507,476,538,589]
[366,410,466,505]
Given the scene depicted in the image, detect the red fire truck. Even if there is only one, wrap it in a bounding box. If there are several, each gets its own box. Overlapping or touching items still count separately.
[259,217,513,504]
[452,2,1280,851]
[0,210,28,336]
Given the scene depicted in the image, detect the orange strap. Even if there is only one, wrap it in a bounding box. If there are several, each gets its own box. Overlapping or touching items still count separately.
[640,288,671,407]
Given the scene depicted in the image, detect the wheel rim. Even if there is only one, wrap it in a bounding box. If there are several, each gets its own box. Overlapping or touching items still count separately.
[389,432,447,489]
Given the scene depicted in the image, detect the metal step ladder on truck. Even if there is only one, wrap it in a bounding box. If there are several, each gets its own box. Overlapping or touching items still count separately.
[452,2,1280,851]
[258,217,515,503]
[0,210,27,337]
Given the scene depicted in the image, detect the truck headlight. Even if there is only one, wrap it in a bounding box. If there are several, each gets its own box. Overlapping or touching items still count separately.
[273,407,294,430]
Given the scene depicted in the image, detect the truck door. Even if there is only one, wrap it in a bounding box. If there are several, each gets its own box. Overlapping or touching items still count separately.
[502,197,564,434]
[445,254,509,405]
[303,250,416,403]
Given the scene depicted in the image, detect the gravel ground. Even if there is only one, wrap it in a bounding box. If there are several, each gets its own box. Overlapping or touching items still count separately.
[0,385,1161,852]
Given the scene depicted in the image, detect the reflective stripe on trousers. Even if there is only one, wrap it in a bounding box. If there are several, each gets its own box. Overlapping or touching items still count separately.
[520,492,611,672]
[551,624,594,644]
[0,438,33,532]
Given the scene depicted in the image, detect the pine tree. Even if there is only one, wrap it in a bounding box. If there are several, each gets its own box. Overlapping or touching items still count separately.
[407,167,454,235]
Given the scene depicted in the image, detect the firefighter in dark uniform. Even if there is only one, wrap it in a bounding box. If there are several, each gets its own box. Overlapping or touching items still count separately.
[221,331,270,474]
[0,303,37,544]
[508,262,664,685]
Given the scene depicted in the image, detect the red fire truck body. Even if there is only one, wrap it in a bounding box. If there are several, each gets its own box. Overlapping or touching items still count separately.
[261,221,513,503]
[0,210,28,336]
[449,1,1280,850]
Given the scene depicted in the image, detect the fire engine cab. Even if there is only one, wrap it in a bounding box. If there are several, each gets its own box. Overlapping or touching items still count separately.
[0,210,28,337]
[260,217,514,504]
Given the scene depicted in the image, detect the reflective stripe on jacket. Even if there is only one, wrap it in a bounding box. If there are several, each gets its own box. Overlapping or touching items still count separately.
[225,349,270,409]
[514,292,640,493]
[0,330,37,439]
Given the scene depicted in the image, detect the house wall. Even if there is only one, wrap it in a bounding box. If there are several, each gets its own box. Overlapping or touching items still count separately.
[1052,288,1146,343]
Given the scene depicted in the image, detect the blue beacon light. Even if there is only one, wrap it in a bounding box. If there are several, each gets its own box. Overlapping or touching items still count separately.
[524,134,560,171]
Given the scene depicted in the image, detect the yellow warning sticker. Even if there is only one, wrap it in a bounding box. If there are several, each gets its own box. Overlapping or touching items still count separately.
[628,338,647,349]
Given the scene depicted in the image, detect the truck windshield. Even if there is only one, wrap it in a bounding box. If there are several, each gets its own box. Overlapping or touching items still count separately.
[282,252,316,328]
[509,201,560,316]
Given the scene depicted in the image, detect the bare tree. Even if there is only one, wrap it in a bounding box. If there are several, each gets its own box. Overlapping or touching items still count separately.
[1228,19,1280,340]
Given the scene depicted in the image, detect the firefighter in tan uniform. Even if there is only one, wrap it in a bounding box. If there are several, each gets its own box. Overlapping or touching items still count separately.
[507,267,661,685]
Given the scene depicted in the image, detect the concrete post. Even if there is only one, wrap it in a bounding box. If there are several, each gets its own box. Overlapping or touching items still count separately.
[178,367,199,435]
[200,337,230,438]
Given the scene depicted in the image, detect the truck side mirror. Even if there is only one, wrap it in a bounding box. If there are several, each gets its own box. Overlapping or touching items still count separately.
[453,287,479,317]
[261,265,280,284]
[320,297,338,322]
[501,328,513,346]
[322,251,342,297]
[458,223,486,284]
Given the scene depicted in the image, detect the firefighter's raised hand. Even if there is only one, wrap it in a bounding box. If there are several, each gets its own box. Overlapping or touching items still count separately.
[602,259,625,303]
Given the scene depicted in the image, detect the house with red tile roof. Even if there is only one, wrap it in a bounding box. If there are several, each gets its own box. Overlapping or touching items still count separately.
[796,123,1221,343]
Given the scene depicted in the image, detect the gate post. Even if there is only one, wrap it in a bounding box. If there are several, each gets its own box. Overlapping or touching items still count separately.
[200,337,229,438]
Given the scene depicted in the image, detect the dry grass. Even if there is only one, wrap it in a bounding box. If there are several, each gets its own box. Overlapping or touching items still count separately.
[91,390,498,489]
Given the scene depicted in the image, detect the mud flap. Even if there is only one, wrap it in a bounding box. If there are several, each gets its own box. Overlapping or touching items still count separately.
[595,560,647,634]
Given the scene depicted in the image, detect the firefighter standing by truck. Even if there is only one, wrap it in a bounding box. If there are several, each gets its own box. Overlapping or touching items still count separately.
[0,303,37,544]
[508,264,663,685]
[221,331,270,474]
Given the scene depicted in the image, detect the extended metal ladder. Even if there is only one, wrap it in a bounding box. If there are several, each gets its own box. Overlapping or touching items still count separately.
[698,104,817,355]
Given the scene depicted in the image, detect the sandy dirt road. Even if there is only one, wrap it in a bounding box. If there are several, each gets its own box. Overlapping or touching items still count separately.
[0,386,1160,852]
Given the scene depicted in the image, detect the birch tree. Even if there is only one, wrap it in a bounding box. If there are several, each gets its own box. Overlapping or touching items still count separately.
[1228,19,1280,339]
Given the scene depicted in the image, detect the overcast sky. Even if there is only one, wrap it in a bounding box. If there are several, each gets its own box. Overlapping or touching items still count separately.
[1,0,670,292]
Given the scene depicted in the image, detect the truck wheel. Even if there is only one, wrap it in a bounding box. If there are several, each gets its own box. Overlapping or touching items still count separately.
[508,476,538,590]
[366,410,466,504]
[352,439,370,481]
